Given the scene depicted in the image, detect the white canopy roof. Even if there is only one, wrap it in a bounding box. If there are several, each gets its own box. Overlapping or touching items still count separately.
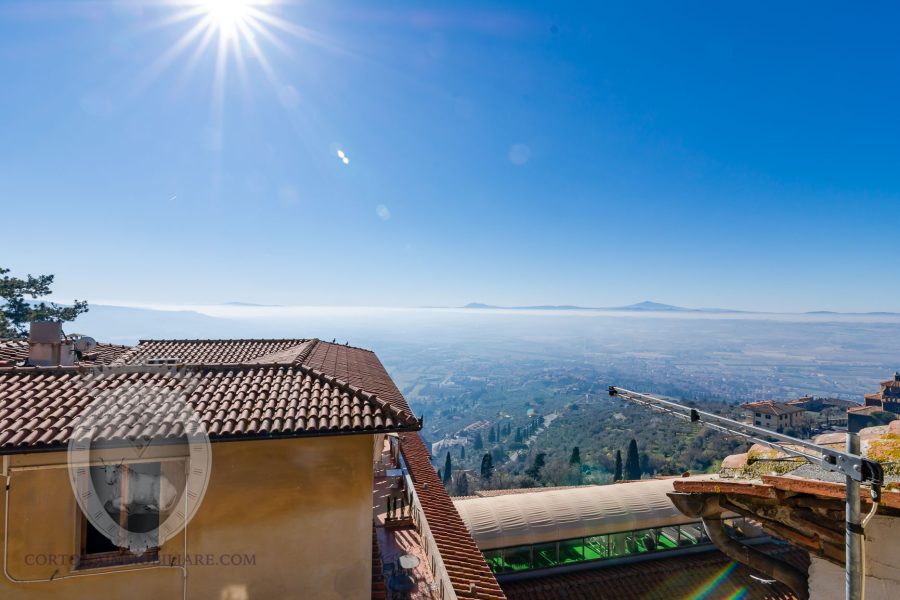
[452,478,709,549]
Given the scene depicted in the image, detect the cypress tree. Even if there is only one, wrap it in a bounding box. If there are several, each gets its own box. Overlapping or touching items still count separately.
[473,432,484,450]
[488,426,496,443]
[526,452,546,480]
[570,446,581,464]
[480,453,493,480]
[460,444,466,460]
[443,452,452,484]
[614,450,623,481]
[625,439,642,480]
[455,473,469,496]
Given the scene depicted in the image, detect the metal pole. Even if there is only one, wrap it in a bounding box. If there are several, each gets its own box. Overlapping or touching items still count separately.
[846,431,862,600]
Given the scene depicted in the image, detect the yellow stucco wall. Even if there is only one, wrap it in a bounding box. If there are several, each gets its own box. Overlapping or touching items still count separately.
[0,434,375,599]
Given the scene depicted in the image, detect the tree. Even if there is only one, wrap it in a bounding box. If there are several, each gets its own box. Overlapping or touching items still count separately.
[614,450,623,481]
[514,427,522,443]
[0,267,88,338]
[570,446,581,465]
[473,432,484,450]
[454,473,469,497]
[443,452,452,485]
[625,439,642,480]
[460,444,466,460]
[526,452,546,480]
[488,426,496,443]
[480,453,493,480]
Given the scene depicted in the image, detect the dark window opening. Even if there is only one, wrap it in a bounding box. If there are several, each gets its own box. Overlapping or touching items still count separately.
[78,461,164,569]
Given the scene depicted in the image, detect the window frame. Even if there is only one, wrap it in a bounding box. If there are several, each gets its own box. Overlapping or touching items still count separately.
[74,462,161,571]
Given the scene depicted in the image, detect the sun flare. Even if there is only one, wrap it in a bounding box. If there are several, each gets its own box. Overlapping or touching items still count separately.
[202,0,253,37]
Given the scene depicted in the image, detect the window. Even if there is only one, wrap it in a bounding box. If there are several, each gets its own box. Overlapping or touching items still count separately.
[483,549,504,574]
[558,538,585,564]
[77,462,165,569]
[583,535,608,560]
[533,542,558,568]
[503,546,532,572]
[482,522,714,574]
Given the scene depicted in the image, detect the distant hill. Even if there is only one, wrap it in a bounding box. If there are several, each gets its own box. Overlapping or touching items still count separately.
[68,304,257,345]
[806,310,900,316]
[463,302,589,310]
[223,301,282,307]
[610,301,689,312]
[462,300,739,313]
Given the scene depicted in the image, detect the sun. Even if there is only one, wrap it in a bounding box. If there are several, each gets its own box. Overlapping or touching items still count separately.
[202,0,254,38]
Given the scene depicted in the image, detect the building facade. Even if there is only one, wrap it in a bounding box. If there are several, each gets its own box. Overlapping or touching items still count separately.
[0,336,422,600]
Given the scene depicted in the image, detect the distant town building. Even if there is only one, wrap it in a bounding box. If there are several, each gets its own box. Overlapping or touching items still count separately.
[786,395,859,412]
[848,372,900,430]
[864,371,900,414]
[431,436,467,455]
[741,400,805,432]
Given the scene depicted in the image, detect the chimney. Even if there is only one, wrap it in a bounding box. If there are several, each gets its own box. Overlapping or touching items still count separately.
[27,322,75,366]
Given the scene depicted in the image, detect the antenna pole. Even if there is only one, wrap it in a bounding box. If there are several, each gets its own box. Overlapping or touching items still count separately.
[608,386,882,600]
[846,431,862,600]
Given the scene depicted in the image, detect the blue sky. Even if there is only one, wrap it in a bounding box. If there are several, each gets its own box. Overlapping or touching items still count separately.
[1,1,898,312]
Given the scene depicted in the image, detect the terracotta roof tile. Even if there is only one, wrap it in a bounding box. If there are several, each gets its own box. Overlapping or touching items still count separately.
[115,338,314,366]
[500,543,808,600]
[110,339,416,420]
[741,401,805,416]
[0,362,420,453]
[0,339,132,365]
[399,432,506,600]
[304,341,413,418]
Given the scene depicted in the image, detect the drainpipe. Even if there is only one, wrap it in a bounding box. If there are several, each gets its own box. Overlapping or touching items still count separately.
[668,492,809,600]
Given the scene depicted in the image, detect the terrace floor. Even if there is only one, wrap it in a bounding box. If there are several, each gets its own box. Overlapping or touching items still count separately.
[373,438,439,600]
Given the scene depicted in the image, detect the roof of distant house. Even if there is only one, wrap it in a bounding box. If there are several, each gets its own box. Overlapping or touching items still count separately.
[848,404,889,416]
[0,339,131,366]
[740,401,805,416]
[0,338,419,453]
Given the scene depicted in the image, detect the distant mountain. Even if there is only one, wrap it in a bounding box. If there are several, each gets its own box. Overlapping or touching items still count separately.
[223,301,282,307]
[68,304,257,345]
[610,301,689,312]
[806,310,900,316]
[462,300,739,313]
[463,302,594,310]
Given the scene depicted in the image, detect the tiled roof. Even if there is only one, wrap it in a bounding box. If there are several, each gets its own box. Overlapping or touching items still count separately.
[848,404,887,415]
[303,341,412,416]
[500,543,808,600]
[114,338,315,366]
[112,339,414,418]
[0,339,132,365]
[399,432,507,600]
[0,358,421,453]
[741,401,804,416]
